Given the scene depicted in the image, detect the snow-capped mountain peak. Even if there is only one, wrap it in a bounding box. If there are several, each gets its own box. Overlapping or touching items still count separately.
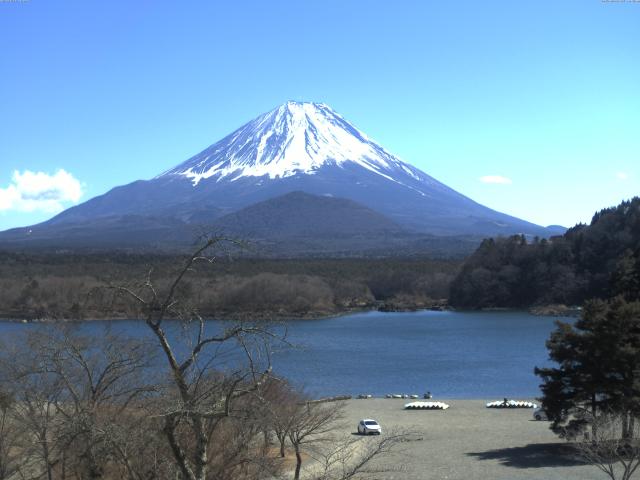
[3,102,558,248]
[159,101,427,187]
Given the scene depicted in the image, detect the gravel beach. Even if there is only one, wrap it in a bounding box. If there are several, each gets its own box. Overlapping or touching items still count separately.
[319,399,605,480]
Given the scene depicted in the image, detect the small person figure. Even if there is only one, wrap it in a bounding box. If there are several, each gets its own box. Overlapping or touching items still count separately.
[503,397,509,407]
[424,391,432,399]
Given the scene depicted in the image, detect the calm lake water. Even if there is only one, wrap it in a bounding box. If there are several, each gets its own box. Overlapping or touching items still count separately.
[0,310,566,399]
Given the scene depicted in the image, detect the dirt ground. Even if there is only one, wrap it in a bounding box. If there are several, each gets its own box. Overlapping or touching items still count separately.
[305,398,610,480]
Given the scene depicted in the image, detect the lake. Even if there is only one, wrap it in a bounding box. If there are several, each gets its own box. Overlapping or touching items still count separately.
[0,310,566,399]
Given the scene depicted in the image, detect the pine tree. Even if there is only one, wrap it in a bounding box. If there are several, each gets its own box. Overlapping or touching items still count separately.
[535,297,640,438]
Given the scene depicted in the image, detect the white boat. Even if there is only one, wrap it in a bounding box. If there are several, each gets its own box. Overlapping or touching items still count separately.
[404,401,449,410]
[486,399,538,409]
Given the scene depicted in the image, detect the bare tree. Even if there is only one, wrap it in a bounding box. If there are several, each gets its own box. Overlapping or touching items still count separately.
[574,410,640,480]
[0,334,65,480]
[204,396,282,480]
[0,389,26,480]
[310,430,414,480]
[257,377,298,458]
[47,330,156,479]
[12,376,61,480]
[287,399,346,480]
[0,327,158,480]
[111,237,280,480]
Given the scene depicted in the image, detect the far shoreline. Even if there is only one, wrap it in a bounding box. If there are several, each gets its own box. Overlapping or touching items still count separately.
[0,299,451,323]
[0,301,580,324]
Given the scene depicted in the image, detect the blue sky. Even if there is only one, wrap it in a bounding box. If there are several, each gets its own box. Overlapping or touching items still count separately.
[0,0,638,231]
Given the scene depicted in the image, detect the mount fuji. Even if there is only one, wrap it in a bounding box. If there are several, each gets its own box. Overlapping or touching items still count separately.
[0,101,563,254]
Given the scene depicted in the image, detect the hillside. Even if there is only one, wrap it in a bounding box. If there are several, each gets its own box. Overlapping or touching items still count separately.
[213,191,403,238]
[449,197,640,308]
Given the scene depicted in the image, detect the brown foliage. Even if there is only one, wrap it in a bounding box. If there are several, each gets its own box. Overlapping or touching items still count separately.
[0,252,458,320]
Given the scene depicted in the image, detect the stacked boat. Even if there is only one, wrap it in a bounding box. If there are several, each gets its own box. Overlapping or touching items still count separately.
[385,394,421,399]
[486,400,538,409]
[404,401,450,410]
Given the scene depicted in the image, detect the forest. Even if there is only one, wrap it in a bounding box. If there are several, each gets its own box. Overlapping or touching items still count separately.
[0,252,458,321]
[449,197,640,309]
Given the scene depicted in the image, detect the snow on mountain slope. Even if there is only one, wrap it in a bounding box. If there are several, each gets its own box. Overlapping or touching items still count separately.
[158,101,435,196]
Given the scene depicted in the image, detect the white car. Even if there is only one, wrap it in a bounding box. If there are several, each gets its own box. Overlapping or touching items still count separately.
[357,419,382,435]
[533,408,548,421]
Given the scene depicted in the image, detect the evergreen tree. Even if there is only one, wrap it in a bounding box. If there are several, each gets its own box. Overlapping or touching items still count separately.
[450,197,640,309]
[611,249,640,301]
[536,297,640,438]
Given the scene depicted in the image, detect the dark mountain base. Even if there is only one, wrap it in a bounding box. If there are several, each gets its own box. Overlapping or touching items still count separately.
[0,192,485,258]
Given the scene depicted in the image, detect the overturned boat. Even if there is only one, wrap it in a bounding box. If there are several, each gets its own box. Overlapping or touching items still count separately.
[486,400,537,408]
[404,401,450,410]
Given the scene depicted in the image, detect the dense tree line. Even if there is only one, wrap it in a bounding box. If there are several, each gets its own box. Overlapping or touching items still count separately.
[0,254,459,320]
[449,197,640,308]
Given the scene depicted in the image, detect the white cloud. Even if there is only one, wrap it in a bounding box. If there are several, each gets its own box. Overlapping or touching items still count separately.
[479,175,512,185]
[0,169,83,213]
[616,172,629,181]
